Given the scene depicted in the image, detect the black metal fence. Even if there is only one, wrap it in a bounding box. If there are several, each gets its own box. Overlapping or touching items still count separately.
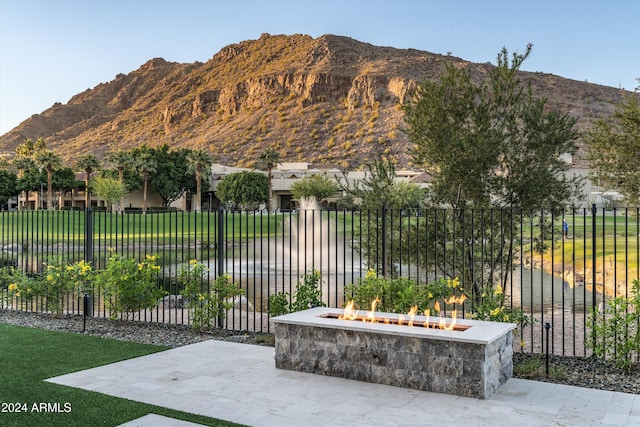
[1,206,638,357]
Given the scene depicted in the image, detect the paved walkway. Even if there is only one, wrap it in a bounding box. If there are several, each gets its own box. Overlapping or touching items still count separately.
[47,340,640,427]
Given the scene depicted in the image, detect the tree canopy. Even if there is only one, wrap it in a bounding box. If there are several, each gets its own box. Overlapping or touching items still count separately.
[290,174,339,203]
[0,169,18,209]
[404,45,583,210]
[585,83,640,206]
[215,171,268,210]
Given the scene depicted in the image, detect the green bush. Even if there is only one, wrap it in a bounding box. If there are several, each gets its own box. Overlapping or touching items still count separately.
[2,266,39,307]
[179,260,242,330]
[3,259,94,315]
[468,283,533,330]
[95,252,166,320]
[586,279,640,372]
[268,270,326,316]
[344,269,457,314]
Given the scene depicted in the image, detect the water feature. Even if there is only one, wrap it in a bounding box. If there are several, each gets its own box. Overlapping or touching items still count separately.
[208,197,363,311]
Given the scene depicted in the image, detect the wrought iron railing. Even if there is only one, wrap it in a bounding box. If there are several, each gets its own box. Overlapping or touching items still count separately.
[1,206,638,358]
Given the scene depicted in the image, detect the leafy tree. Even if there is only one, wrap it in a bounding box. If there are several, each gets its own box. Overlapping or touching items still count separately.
[290,174,339,205]
[51,167,82,209]
[402,45,583,301]
[35,150,62,210]
[404,45,582,210]
[215,171,268,211]
[341,157,424,275]
[390,180,425,211]
[130,145,196,208]
[259,147,280,212]
[16,168,47,194]
[585,82,640,206]
[186,149,214,212]
[0,169,18,210]
[91,176,127,212]
[75,154,101,210]
[342,157,398,210]
[13,157,36,180]
[13,138,46,211]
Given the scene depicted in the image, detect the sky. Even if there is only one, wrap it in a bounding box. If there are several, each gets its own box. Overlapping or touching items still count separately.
[0,0,638,135]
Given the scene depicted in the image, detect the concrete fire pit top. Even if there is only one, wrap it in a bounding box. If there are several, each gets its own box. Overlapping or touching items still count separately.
[272,307,516,345]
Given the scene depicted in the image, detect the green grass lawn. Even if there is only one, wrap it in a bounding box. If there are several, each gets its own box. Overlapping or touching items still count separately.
[0,323,243,427]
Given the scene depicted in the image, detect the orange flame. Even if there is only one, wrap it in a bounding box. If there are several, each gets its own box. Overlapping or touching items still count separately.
[339,300,358,320]
[363,298,381,322]
[423,308,431,328]
[339,294,467,331]
[407,305,418,327]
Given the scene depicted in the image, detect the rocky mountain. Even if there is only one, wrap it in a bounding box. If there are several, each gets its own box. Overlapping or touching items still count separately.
[0,33,628,170]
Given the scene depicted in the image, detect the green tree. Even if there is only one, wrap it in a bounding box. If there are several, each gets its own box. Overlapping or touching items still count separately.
[186,149,214,212]
[75,154,101,210]
[91,176,127,212]
[15,137,46,160]
[51,167,82,209]
[342,158,423,276]
[404,45,582,210]
[35,150,62,210]
[390,180,425,212]
[290,174,339,206]
[14,138,46,211]
[215,171,268,211]
[130,145,195,207]
[403,45,583,301]
[342,157,398,210]
[0,169,18,210]
[259,147,280,212]
[585,82,640,206]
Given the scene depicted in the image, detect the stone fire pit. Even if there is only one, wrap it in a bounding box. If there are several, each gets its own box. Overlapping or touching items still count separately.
[272,307,516,399]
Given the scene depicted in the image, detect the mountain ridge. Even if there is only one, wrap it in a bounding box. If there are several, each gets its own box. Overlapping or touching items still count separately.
[0,33,627,169]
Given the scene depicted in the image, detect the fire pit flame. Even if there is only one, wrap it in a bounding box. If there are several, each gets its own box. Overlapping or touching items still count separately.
[337,294,469,331]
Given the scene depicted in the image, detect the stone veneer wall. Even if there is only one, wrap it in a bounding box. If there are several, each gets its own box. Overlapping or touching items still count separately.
[274,323,513,399]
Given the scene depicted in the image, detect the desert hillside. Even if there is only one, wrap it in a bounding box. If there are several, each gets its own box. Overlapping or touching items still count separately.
[0,33,627,169]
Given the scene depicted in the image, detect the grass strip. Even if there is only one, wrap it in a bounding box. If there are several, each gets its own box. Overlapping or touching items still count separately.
[0,323,243,426]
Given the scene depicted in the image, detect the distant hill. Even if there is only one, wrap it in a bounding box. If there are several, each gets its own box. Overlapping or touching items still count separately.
[0,33,628,170]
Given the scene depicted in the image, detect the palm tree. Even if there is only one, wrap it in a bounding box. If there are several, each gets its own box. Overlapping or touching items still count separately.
[12,157,34,211]
[35,150,62,210]
[133,151,157,214]
[107,149,132,212]
[15,137,46,160]
[259,147,281,212]
[186,149,214,212]
[75,154,101,210]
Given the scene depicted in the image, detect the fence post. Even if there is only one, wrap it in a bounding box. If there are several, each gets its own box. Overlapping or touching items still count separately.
[84,208,93,265]
[381,205,388,277]
[217,206,225,328]
[591,203,597,352]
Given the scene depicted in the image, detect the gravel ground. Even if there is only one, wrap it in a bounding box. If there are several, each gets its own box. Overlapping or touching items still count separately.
[1,309,637,395]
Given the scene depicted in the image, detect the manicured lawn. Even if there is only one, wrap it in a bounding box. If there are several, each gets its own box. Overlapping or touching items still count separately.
[0,323,243,427]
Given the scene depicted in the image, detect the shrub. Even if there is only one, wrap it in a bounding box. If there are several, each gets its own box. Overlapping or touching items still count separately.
[95,252,166,320]
[268,270,326,316]
[468,283,533,329]
[2,267,39,307]
[179,260,243,330]
[344,269,458,314]
[586,279,640,372]
[3,259,94,315]
[39,258,94,314]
